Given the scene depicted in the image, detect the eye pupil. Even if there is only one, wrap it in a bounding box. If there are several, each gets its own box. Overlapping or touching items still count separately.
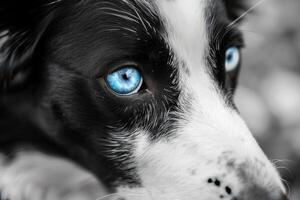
[227,54,233,62]
[122,73,129,80]
[227,52,233,61]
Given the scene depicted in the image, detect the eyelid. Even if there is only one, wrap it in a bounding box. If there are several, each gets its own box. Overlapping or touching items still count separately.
[225,39,244,50]
[108,62,140,74]
[224,29,245,48]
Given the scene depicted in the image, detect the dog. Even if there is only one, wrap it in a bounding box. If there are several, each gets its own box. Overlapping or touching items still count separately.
[0,0,289,199]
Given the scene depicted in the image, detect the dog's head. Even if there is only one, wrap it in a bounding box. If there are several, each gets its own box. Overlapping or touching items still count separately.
[0,0,288,199]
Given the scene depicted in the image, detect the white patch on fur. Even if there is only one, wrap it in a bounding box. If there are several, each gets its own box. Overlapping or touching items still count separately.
[117,0,286,199]
[0,152,106,200]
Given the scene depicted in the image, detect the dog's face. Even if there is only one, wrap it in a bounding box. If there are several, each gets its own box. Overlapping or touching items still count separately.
[0,0,288,199]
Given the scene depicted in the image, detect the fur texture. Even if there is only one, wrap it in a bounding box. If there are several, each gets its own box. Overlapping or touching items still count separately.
[0,0,289,200]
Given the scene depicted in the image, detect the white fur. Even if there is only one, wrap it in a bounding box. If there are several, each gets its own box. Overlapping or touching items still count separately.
[0,152,106,200]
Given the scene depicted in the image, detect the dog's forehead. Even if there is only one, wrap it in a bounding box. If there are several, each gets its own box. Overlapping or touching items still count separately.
[154,0,209,72]
[153,0,219,97]
[155,0,208,39]
[50,0,219,78]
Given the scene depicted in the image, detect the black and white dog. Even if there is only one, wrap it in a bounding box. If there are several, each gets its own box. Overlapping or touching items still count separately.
[0,0,289,199]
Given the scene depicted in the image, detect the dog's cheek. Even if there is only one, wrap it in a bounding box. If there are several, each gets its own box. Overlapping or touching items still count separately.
[0,152,106,200]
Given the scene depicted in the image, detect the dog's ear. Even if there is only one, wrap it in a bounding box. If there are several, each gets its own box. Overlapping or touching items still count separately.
[0,0,58,92]
[223,0,249,23]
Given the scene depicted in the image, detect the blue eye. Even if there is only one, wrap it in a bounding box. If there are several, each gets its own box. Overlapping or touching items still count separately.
[105,66,143,95]
[225,47,240,72]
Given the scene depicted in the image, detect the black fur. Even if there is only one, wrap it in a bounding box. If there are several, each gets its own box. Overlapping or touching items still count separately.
[0,0,61,91]
[223,0,249,21]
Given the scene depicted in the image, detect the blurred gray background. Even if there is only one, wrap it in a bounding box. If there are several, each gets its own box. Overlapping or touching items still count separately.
[235,0,300,199]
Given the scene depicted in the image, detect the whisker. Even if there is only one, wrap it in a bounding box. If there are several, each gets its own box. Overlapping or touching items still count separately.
[227,0,267,28]
[276,166,293,177]
[45,0,63,6]
[95,193,120,200]
[281,178,292,198]
[272,159,294,165]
